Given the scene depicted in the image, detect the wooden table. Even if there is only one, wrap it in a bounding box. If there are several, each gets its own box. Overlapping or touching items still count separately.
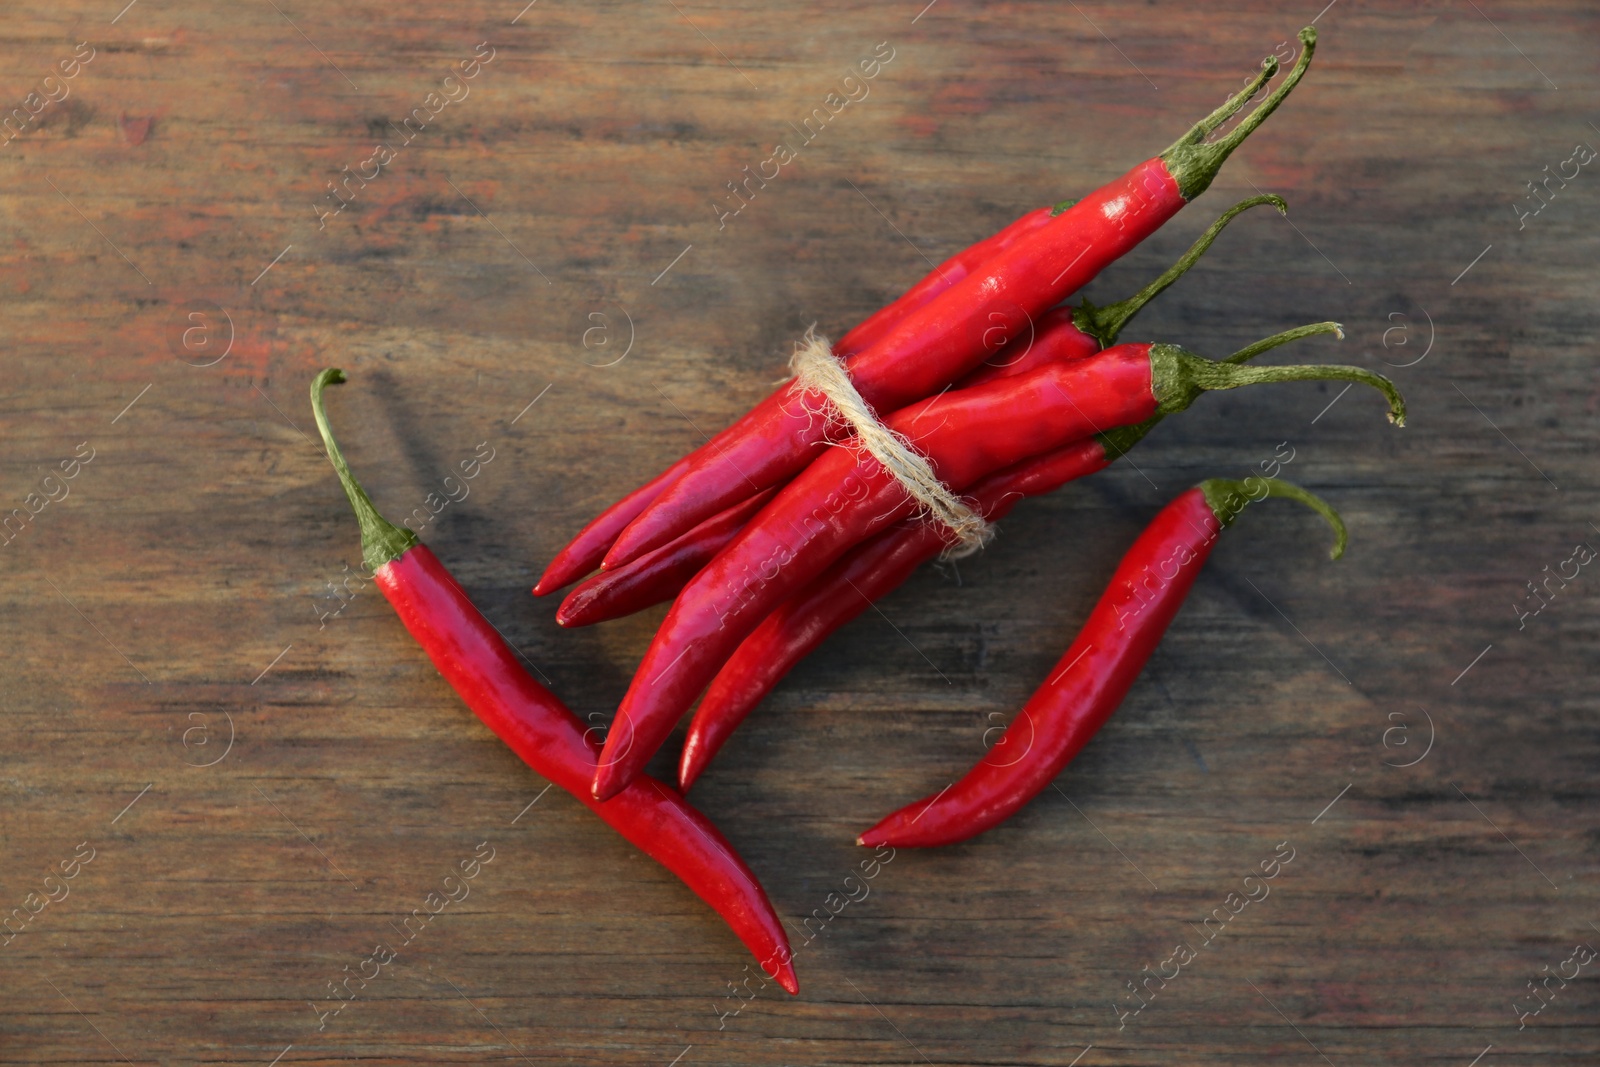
[2,1,1596,1063]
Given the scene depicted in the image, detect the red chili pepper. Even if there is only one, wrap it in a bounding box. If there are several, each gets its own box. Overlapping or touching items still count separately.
[675,319,1339,790]
[534,199,1073,598]
[556,488,776,628]
[310,370,798,992]
[858,477,1346,848]
[602,32,1316,570]
[594,326,1399,800]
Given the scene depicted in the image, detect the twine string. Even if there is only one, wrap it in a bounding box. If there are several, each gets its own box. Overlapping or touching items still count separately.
[787,326,992,558]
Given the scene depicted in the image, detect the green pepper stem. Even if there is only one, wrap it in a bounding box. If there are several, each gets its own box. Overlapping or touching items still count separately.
[1162,27,1318,201]
[1152,346,1406,426]
[1222,320,1344,365]
[310,368,419,571]
[1075,194,1288,346]
[1199,476,1347,559]
[1170,56,1278,155]
[1095,319,1343,460]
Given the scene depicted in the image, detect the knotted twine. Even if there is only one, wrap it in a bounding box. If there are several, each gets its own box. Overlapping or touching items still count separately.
[786,326,993,559]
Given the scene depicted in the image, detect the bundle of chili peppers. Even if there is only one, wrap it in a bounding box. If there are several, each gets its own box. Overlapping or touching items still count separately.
[315,26,1409,990]
[535,25,1406,798]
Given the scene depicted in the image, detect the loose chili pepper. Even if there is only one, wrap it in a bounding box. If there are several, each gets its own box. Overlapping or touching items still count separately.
[858,477,1346,848]
[602,31,1317,570]
[594,328,1399,800]
[556,488,776,628]
[552,193,1284,623]
[533,198,1075,598]
[309,369,798,992]
[676,320,1340,790]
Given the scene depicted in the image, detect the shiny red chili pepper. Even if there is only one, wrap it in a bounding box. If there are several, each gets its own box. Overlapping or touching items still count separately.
[556,489,776,628]
[675,319,1339,790]
[858,477,1346,848]
[594,327,1400,800]
[601,31,1316,569]
[533,199,1072,597]
[310,370,797,992]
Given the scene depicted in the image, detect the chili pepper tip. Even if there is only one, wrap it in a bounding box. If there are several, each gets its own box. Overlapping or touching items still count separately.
[1199,476,1347,559]
[310,367,420,572]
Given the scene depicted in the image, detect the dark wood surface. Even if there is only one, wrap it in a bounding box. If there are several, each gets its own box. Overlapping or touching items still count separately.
[2,1,1597,1063]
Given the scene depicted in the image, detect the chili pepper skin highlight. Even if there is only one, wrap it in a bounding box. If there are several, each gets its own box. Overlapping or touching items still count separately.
[858,477,1346,849]
[675,320,1342,790]
[310,369,798,993]
[604,31,1318,569]
[595,330,1400,801]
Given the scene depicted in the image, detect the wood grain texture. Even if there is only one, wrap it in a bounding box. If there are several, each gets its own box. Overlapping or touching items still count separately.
[1,1,1597,1063]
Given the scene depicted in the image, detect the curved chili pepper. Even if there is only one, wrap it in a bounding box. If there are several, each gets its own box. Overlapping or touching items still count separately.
[534,199,1071,598]
[858,477,1346,848]
[594,328,1400,800]
[603,31,1317,569]
[309,369,798,993]
[676,320,1341,790]
[556,488,776,628]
